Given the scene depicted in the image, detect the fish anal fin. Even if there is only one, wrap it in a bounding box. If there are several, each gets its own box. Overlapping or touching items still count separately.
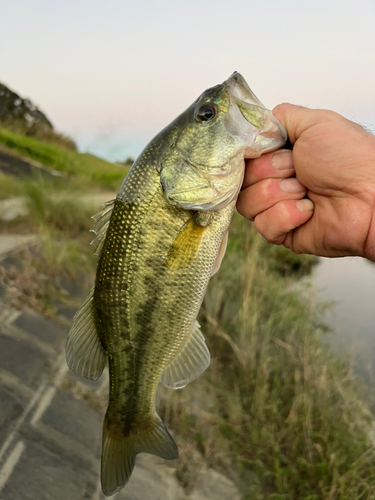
[66,287,107,380]
[161,321,210,389]
[101,414,178,496]
[166,216,206,270]
[211,231,228,277]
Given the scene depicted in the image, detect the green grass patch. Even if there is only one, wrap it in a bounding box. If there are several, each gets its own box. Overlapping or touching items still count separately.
[0,127,127,190]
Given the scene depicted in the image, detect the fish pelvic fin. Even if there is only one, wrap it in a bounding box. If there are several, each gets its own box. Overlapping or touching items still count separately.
[165,215,206,270]
[101,413,178,496]
[161,320,210,390]
[66,287,107,380]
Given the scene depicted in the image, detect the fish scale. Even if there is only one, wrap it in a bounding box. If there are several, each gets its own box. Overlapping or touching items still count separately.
[65,71,287,496]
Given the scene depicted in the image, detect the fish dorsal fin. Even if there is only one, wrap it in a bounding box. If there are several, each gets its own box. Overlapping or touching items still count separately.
[211,231,228,277]
[66,287,107,380]
[161,321,210,389]
[90,199,115,257]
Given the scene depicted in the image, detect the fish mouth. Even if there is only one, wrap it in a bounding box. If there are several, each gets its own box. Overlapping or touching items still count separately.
[223,71,287,156]
[224,71,266,107]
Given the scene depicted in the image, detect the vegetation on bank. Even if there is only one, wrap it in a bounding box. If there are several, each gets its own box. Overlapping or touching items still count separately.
[1,128,375,499]
[0,116,77,151]
[0,175,99,314]
[0,127,126,189]
[0,172,25,199]
[160,215,375,499]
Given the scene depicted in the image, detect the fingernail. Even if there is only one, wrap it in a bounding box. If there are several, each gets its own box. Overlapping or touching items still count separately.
[271,150,294,170]
[296,199,314,212]
[280,178,305,194]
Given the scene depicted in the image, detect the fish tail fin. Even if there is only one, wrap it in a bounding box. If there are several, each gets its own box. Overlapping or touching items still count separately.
[101,412,178,496]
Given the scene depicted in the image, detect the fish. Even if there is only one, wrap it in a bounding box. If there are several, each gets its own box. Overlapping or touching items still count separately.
[65,72,287,496]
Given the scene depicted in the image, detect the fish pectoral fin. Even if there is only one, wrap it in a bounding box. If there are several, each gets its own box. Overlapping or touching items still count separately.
[101,413,178,496]
[161,321,210,390]
[90,199,115,257]
[66,287,107,380]
[165,216,206,270]
[211,230,228,277]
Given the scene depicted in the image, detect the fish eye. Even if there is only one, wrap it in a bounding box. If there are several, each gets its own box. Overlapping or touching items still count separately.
[196,105,216,122]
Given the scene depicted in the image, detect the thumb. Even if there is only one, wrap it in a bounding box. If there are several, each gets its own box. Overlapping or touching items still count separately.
[272,103,344,144]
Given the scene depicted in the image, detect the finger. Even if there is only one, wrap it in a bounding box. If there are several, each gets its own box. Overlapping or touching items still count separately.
[243,149,294,189]
[237,177,306,221]
[253,199,315,245]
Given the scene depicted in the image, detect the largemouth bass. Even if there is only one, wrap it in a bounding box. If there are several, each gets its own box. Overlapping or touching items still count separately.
[66,72,286,496]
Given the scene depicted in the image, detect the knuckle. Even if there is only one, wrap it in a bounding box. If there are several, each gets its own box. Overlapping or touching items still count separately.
[267,235,284,245]
[253,215,265,235]
[278,201,293,226]
[260,178,275,198]
[311,108,345,126]
[254,212,284,245]
[322,109,343,122]
[236,193,255,221]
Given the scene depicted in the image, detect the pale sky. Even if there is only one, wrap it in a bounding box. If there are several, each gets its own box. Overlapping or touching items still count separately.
[1,0,374,161]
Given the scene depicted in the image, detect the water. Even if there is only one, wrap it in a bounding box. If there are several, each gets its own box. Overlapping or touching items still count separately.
[312,257,375,376]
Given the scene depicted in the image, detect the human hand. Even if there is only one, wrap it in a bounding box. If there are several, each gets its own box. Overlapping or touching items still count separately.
[237,104,375,261]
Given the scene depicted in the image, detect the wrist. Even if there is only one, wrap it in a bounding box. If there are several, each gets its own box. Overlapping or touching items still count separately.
[362,133,375,262]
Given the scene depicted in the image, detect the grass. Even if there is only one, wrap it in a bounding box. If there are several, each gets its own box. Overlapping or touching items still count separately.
[23,179,95,235]
[0,173,25,199]
[159,214,375,499]
[0,177,100,314]
[0,127,127,189]
[22,178,102,274]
